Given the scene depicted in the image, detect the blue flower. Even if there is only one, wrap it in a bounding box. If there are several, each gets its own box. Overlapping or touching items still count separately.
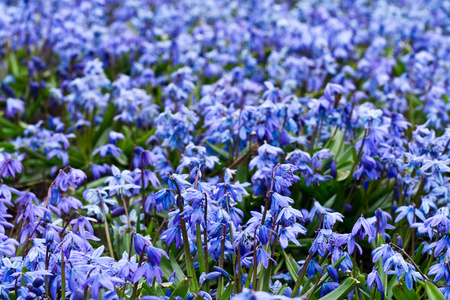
[352,215,376,239]
[395,205,426,225]
[320,282,340,297]
[367,268,385,294]
[429,259,450,282]
[0,152,25,178]
[84,269,124,299]
[326,265,339,282]
[92,144,123,158]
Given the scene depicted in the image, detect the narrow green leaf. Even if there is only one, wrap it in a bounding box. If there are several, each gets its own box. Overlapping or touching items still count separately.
[204,140,229,159]
[392,281,416,300]
[328,128,345,157]
[139,282,154,296]
[94,103,116,143]
[319,277,359,300]
[425,281,446,300]
[152,282,165,297]
[413,243,425,264]
[196,224,206,281]
[235,163,248,183]
[281,249,300,283]
[276,284,288,296]
[161,282,175,292]
[166,252,185,283]
[385,276,398,299]
[219,282,234,300]
[8,52,19,78]
[168,277,189,300]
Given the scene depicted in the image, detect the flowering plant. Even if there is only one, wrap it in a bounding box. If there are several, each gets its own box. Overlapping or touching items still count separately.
[0,0,449,300]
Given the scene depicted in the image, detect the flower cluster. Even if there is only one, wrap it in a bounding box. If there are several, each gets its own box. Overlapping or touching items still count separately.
[0,0,449,299]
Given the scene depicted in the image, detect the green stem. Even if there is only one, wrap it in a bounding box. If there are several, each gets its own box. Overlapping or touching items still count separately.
[291,251,312,298]
[98,191,115,260]
[61,251,66,300]
[196,224,206,290]
[217,226,226,298]
[168,173,198,292]
[131,246,147,300]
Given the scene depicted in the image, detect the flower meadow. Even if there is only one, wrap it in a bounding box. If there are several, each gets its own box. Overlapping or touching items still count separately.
[0,0,450,299]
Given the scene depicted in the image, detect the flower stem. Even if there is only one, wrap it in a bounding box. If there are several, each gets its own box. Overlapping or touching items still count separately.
[168,173,199,292]
[61,250,66,300]
[203,192,210,292]
[217,226,226,298]
[131,246,147,300]
[98,191,115,260]
[291,251,312,298]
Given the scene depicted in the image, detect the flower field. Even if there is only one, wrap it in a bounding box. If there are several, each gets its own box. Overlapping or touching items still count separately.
[0,0,449,299]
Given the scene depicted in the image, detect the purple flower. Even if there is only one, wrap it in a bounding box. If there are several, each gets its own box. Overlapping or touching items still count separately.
[395,205,426,225]
[132,263,163,284]
[352,215,376,239]
[109,131,125,144]
[5,98,25,118]
[93,144,123,158]
[367,269,385,294]
[0,153,25,178]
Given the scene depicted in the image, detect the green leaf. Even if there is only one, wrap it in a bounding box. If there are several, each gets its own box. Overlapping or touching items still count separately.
[161,282,175,292]
[140,282,154,296]
[168,277,189,300]
[392,281,416,300]
[413,243,425,264]
[276,284,288,295]
[8,52,20,78]
[319,277,359,300]
[281,249,300,283]
[160,253,185,285]
[152,282,165,297]
[424,281,446,300]
[219,282,234,300]
[235,163,248,183]
[204,140,229,159]
[93,126,112,150]
[328,128,345,157]
[94,103,116,143]
[137,127,156,145]
[385,276,398,299]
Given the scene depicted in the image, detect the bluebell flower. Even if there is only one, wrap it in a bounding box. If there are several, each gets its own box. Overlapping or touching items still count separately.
[213,266,230,278]
[155,189,176,210]
[384,253,424,290]
[278,225,306,249]
[429,259,450,283]
[319,282,340,297]
[372,244,395,265]
[161,226,182,249]
[367,268,385,294]
[420,195,438,214]
[395,205,426,225]
[307,258,323,279]
[109,131,125,144]
[70,216,96,237]
[91,164,109,179]
[428,235,450,257]
[93,144,123,158]
[423,208,450,235]
[352,215,376,239]
[84,269,124,299]
[353,154,380,180]
[0,152,25,178]
[168,174,192,191]
[326,265,339,282]
[5,98,25,118]
[270,192,294,215]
